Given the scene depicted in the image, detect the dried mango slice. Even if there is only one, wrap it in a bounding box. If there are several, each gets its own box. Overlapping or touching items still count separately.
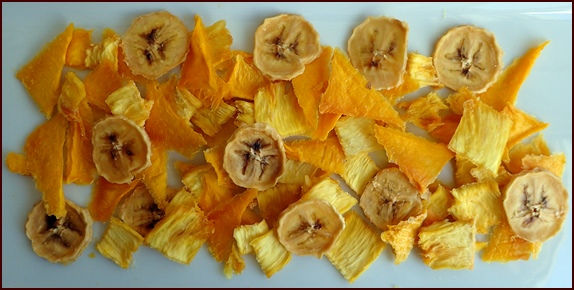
[278,159,319,186]
[65,27,93,69]
[191,101,237,137]
[234,219,270,255]
[88,177,139,222]
[448,180,504,234]
[85,28,120,70]
[204,119,238,148]
[84,60,123,113]
[374,125,454,192]
[257,183,302,228]
[446,86,477,115]
[428,113,461,145]
[250,229,292,278]
[284,133,346,175]
[197,170,238,213]
[406,53,442,88]
[105,81,154,126]
[137,144,169,210]
[341,153,379,195]
[502,104,549,152]
[224,244,245,279]
[145,204,215,264]
[226,53,269,101]
[448,99,512,175]
[380,73,421,105]
[313,113,341,141]
[145,79,207,159]
[16,23,74,118]
[58,71,86,124]
[423,185,454,226]
[505,134,550,174]
[478,41,549,111]
[204,146,239,189]
[334,116,382,157]
[418,220,476,270]
[167,164,214,213]
[381,212,427,264]
[254,81,313,137]
[96,216,144,269]
[397,91,449,132]
[319,48,405,130]
[206,188,258,262]
[5,153,30,176]
[179,15,218,91]
[522,153,566,178]
[482,220,541,262]
[326,210,386,283]
[301,176,357,214]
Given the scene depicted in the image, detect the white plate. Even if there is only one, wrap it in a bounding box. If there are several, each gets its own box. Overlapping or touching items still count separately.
[2,2,572,288]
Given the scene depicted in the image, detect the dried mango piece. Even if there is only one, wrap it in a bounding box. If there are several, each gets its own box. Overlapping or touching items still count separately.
[234,219,270,255]
[278,159,319,186]
[326,211,386,283]
[145,204,215,264]
[5,153,30,176]
[223,244,245,279]
[423,185,454,226]
[88,177,139,222]
[446,86,477,115]
[505,134,550,174]
[454,155,477,187]
[188,78,231,109]
[233,100,255,127]
[197,170,238,213]
[254,81,313,137]
[313,113,341,141]
[105,81,154,126]
[449,180,505,234]
[301,176,357,214]
[334,116,382,157]
[58,71,86,123]
[448,99,512,175]
[406,53,442,88]
[250,229,292,278]
[207,188,258,262]
[381,212,427,264]
[341,153,379,195]
[205,19,233,67]
[478,41,549,111]
[482,220,541,262]
[502,104,549,152]
[374,125,454,192]
[85,28,120,70]
[204,119,238,148]
[84,60,123,113]
[191,101,237,137]
[522,153,566,178]
[397,91,449,132]
[16,23,74,118]
[145,79,207,159]
[257,183,301,227]
[179,15,217,90]
[319,48,405,130]
[380,73,421,105]
[418,220,476,270]
[226,53,269,101]
[284,133,346,175]
[137,144,169,209]
[428,113,461,145]
[204,146,239,189]
[167,164,214,213]
[96,217,144,269]
[65,27,93,69]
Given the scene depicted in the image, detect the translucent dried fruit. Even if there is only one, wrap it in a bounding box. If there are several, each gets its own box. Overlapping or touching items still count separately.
[224,244,245,279]
[226,53,269,101]
[521,153,566,178]
[84,60,123,113]
[397,91,449,132]
[85,28,120,70]
[423,184,454,226]
[380,73,421,105]
[65,27,93,69]
[137,144,169,209]
[250,229,292,278]
[482,220,542,263]
[454,155,477,187]
[505,134,550,174]
[191,101,237,137]
[428,113,461,145]
[381,212,427,264]
[418,220,476,270]
[88,177,139,222]
[406,52,442,88]
[204,146,238,189]
[284,133,346,175]
[5,153,30,176]
[96,217,144,268]
[446,86,477,116]
[502,104,549,153]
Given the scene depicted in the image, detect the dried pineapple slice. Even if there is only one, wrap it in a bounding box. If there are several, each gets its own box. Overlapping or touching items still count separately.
[65,27,93,69]
[96,217,144,269]
[234,219,270,255]
[454,155,477,187]
[191,101,237,137]
[334,116,383,157]
[381,211,427,264]
[233,100,255,127]
[105,81,154,126]
[406,52,442,88]
[88,177,139,222]
[448,99,512,175]
[170,86,203,121]
[145,204,214,264]
[502,104,549,153]
[470,165,512,188]
[446,86,477,115]
[326,210,386,283]
[522,153,566,178]
[397,91,449,132]
[449,180,504,234]
[224,244,245,279]
[482,220,542,262]
[167,164,214,213]
[423,185,454,226]
[84,60,123,114]
[284,133,346,175]
[319,48,405,130]
[250,229,292,278]
[254,81,313,137]
[257,183,302,227]
[226,53,269,101]
[418,220,476,270]
[341,153,379,195]
[301,176,357,214]
[374,125,454,192]
[505,134,550,174]
[85,28,120,70]
[278,159,320,186]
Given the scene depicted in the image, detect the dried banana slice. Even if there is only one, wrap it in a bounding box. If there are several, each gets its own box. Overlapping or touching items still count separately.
[276,198,345,258]
[116,185,164,237]
[503,168,569,243]
[433,25,503,93]
[92,115,152,184]
[253,14,322,80]
[347,16,409,90]
[359,167,423,231]
[223,123,286,190]
[120,11,189,80]
[25,199,93,264]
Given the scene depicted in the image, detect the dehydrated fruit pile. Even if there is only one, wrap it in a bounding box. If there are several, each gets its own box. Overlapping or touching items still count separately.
[5,10,569,283]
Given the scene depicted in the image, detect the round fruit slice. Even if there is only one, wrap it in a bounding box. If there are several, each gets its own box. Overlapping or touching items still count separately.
[25,199,93,264]
[433,25,503,93]
[92,115,152,184]
[253,14,322,80]
[223,123,286,190]
[120,11,189,80]
[359,167,423,231]
[116,185,164,237]
[277,198,345,258]
[503,168,569,243]
[347,16,409,90]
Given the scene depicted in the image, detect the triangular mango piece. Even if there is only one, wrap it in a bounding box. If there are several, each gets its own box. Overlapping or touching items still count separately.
[505,134,550,174]
[502,104,549,152]
[84,60,123,113]
[482,220,541,262]
[284,133,346,175]
[137,144,169,209]
[88,177,139,222]
[225,53,268,101]
[397,92,449,132]
[65,27,93,69]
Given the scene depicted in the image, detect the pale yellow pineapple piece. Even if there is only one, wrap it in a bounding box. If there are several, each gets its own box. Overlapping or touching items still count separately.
[424,185,454,226]
[445,87,477,115]
[191,101,237,136]
[505,134,550,174]
[257,183,302,227]
[448,180,504,234]
[85,28,120,70]
[448,99,512,175]
[522,153,566,178]
[470,165,513,188]
[326,211,386,283]
[250,229,292,278]
[301,176,357,214]
[233,219,270,255]
[223,244,245,279]
[334,116,383,157]
[341,153,379,195]
[454,155,476,187]
[166,164,215,214]
[381,212,427,264]
[234,100,255,127]
[96,217,144,269]
[145,204,214,264]
[278,159,319,186]
[418,220,476,270]
[397,91,449,132]
[406,53,443,88]
[105,81,154,126]
[171,86,203,121]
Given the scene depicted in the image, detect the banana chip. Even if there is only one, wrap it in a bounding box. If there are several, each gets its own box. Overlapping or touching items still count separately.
[418,220,476,270]
[96,217,144,269]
